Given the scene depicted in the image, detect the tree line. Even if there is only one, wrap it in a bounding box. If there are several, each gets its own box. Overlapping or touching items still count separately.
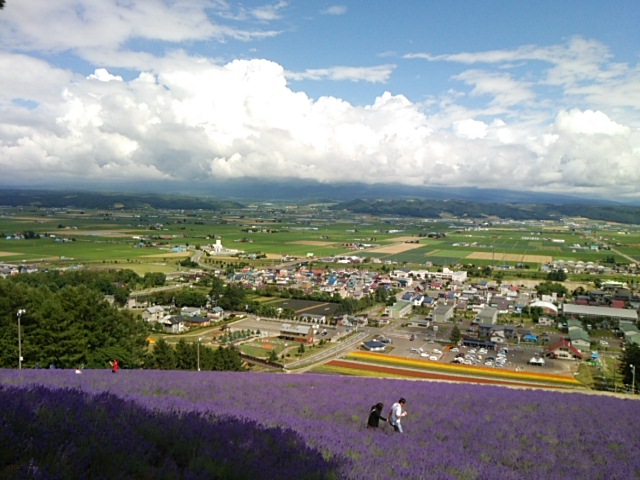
[0,274,241,371]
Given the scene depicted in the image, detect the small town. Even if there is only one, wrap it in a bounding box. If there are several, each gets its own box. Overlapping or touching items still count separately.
[4,224,637,392]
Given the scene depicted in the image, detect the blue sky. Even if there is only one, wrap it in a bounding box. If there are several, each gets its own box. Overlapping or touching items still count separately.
[1,1,639,201]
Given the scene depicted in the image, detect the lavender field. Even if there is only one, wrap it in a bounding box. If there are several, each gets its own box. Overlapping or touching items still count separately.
[1,369,639,479]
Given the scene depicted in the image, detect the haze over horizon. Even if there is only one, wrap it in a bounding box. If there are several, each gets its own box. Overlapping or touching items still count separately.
[1,1,639,202]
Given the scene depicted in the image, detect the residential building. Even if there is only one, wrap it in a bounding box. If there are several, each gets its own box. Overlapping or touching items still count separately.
[432,303,455,322]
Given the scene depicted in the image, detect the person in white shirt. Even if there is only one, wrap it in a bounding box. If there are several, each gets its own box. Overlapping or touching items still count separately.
[389,398,408,433]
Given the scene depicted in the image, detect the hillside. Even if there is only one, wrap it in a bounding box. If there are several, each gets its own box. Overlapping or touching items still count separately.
[1,187,639,223]
[330,198,640,224]
[2,369,639,479]
[0,189,243,211]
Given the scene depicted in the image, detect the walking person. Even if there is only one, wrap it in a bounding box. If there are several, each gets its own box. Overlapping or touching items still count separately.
[367,402,387,429]
[389,398,408,433]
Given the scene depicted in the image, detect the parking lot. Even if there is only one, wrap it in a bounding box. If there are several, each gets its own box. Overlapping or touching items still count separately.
[230,316,578,376]
[380,327,577,376]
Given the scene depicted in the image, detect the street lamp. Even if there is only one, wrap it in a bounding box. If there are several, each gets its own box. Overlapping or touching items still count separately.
[17,309,26,369]
[197,337,203,371]
[631,364,636,395]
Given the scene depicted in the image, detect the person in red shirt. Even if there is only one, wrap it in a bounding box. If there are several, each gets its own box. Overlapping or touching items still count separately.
[110,359,119,373]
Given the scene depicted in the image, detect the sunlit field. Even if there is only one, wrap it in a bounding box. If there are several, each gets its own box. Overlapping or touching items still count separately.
[1,207,638,272]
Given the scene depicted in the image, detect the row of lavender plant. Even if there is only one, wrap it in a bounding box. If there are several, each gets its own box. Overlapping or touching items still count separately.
[1,369,639,479]
[0,384,340,479]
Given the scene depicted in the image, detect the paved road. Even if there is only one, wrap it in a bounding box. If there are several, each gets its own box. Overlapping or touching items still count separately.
[610,246,639,265]
[286,331,369,370]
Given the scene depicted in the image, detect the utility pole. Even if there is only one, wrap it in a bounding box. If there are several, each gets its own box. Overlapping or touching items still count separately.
[632,364,636,395]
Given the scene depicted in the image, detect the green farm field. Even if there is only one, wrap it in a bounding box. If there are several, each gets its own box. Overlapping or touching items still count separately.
[2,206,639,274]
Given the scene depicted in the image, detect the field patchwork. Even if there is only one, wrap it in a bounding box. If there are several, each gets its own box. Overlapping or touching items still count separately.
[367,242,424,254]
[288,240,337,246]
[466,251,553,263]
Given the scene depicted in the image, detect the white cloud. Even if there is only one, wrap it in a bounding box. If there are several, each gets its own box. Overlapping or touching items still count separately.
[0,0,281,57]
[87,68,123,82]
[406,37,640,120]
[2,52,637,200]
[0,53,74,104]
[0,4,639,201]
[453,119,488,139]
[250,1,288,21]
[286,65,395,83]
[321,5,347,16]
[555,109,629,136]
[453,70,535,109]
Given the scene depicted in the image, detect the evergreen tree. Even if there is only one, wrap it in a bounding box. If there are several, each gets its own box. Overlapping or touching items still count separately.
[267,349,278,363]
[175,339,196,370]
[152,338,176,370]
[449,325,462,344]
[0,278,149,369]
[620,343,640,392]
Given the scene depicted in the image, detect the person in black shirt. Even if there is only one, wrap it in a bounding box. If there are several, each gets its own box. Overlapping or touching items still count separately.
[367,402,387,429]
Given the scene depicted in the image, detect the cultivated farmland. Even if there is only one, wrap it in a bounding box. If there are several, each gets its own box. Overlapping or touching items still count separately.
[2,203,639,276]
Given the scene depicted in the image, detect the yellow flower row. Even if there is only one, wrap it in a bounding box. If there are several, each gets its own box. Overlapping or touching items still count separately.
[347,351,582,386]
[314,364,407,379]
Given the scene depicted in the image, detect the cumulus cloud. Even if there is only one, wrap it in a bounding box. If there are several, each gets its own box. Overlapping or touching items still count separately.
[0,3,639,201]
[2,54,637,200]
[87,68,123,82]
[453,119,488,139]
[555,109,630,136]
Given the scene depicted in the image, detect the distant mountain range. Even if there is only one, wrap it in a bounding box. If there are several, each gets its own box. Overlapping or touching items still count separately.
[171,179,622,205]
[328,198,640,224]
[0,189,242,211]
[1,183,638,223]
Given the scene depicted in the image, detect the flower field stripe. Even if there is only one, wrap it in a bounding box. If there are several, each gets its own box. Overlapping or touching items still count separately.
[322,359,569,389]
[346,351,584,387]
[314,363,409,379]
